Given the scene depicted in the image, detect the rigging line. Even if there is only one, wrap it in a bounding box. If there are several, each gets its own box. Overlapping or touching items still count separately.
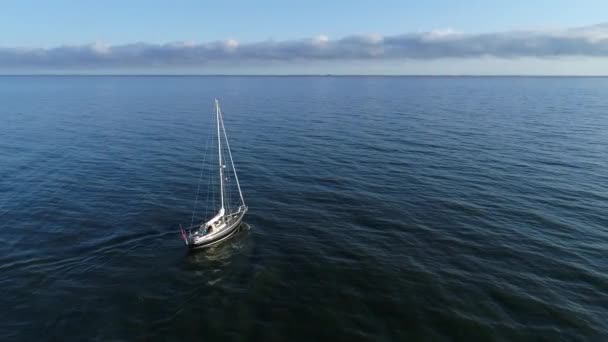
[211,151,216,217]
[209,100,221,221]
[222,134,235,212]
[220,142,231,209]
[216,99,225,212]
[206,101,219,223]
[213,102,220,215]
[219,106,246,206]
[190,108,215,229]
[204,148,213,221]
[190,129,211,228]
[223,147,233,212]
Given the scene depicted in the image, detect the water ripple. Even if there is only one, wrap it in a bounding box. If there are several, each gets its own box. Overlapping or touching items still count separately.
[1,76,607,340]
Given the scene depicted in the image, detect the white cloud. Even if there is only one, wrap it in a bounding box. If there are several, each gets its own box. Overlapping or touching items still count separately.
[90,42,110,55]
[1,23,608,70]
[313,34,329,45]
[224,39,239,50]
[423,28,462,41]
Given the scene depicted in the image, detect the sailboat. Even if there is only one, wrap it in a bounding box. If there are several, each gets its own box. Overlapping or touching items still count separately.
[180,99,248,249]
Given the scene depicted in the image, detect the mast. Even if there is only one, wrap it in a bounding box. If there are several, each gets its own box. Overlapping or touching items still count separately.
[216,99,225,212]
[219,106,245,206]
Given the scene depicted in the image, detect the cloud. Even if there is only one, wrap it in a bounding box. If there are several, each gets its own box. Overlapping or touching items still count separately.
[2,23,608,69]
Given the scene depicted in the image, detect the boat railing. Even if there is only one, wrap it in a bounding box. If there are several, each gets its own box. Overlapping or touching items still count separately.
[185,205,246,231]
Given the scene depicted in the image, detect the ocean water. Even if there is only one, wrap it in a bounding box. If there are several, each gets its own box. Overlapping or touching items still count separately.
[1,76,607,341]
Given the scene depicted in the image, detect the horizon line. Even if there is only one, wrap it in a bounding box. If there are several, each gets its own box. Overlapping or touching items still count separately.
[2,74,608,77]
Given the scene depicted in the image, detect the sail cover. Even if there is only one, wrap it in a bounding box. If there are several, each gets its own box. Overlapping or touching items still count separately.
[205,208,225,227]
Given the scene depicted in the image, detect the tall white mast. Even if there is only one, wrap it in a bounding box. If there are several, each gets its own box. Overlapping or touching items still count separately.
[216,99,225,212]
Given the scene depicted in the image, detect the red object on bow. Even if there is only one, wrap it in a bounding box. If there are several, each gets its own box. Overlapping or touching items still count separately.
[180,224,188,244]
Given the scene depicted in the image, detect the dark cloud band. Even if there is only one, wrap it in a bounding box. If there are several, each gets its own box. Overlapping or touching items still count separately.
[1,24,607,68]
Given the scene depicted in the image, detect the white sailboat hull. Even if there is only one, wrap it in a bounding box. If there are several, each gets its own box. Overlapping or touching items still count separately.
[187,206,247,249]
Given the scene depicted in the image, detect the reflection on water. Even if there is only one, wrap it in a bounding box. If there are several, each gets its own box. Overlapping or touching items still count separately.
[185,223,253,280]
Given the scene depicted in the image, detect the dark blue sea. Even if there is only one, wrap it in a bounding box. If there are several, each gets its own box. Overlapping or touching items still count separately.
[1,76,607,341]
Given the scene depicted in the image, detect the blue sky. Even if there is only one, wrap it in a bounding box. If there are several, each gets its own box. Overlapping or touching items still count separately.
[2,1,608,74]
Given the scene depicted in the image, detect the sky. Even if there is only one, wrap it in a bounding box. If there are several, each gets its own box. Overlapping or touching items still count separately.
[2,0,608,75]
